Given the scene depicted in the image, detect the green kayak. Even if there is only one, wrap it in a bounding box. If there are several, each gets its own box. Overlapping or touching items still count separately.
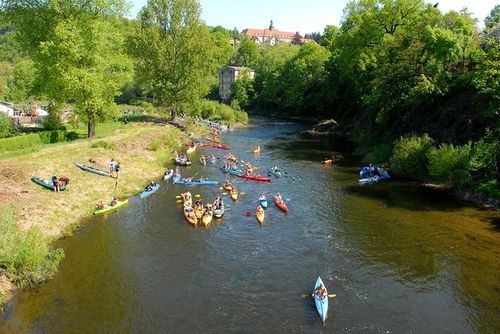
[94,199,129,215]
[31,176,67,191]
[269,170,283,178]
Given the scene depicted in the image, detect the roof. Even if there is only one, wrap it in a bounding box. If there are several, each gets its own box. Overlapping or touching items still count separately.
[241,28,301,39]
[222,66,255,72]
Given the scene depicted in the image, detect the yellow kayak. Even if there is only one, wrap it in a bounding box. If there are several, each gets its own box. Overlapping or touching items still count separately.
[230,188,238,201]
[201,210,213,226]
[181,192,192,206]
[187,143,196,154]
[256,207,265,224]
[252,146,261,153]
[184,206,198,226]
[194,205,204,220]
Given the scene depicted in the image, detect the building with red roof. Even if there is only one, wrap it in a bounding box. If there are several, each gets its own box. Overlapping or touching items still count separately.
[241,20,303,45]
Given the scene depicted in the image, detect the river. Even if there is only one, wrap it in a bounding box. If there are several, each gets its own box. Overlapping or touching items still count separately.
[1,117,499,333]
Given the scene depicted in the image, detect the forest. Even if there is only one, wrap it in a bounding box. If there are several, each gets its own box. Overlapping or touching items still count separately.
[0,0,499,198]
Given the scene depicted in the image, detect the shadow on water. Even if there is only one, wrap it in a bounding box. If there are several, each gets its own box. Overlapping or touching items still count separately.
[342,182,475,212]
[484,216,500,232]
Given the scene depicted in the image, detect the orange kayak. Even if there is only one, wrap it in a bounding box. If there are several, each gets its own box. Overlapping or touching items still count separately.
[256,207,265,224]
[223,184,233,191]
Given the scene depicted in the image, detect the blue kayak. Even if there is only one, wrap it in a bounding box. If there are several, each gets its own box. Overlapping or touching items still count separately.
[173,178,219,185]
[259,198,268,209]
[359,172,390,184]
[172,174,181,183]
[314,276,329,326]
[269,170,283,178]
[140,184,160,198]
[229,168,243,176]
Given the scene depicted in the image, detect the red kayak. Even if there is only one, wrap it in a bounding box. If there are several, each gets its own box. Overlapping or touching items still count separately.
[274,194,288,213]
[214,144,231,150]
[236,174,272,182]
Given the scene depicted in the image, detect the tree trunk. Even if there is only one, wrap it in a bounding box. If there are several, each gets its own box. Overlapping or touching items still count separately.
[87,114,95,138]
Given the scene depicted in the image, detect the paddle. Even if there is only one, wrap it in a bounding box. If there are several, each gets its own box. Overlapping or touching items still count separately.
[302,293,337,298]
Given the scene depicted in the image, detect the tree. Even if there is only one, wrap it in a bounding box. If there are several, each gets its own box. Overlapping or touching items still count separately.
[230,69,254,109]
[2,0,130,137]
[232,36,260,68]
[129,0,217,119]
[485,5,500,29]
[6,58,34,102]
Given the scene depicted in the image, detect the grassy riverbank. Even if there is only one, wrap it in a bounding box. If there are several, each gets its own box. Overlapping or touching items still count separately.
[0,120,203,305]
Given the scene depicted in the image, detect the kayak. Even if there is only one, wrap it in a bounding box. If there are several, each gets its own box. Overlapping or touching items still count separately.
[74,162,111,177]
[259,197,268,209]
[230,188,238,201]
[199,157,207,165]
[269,170,283,178]
[204,136,221,144]
[184,206,198,226]
[186,143,196,154]
[256,208,265,224]
[94,199,129,215]
[252,146,261,153]
[164,169,174,181]
[221,166,230,173]
[214,144,231,150]
[223,184,233,191]
[237,174,272,182]
[194,205,204,220]
[201,210,213,226]
[172,174,181,183]
[322,159,335,164]
[273,194,288,213]
[173,178,219,185]
[225,155,237,162]
[209,157,217,164]
[314,276,329,326]
[140,184,160,199]
[31,176,67,191]
[181,192,192,206]
[229,168,243,176]
[174,157,191,166]
[188,136,204,143]
[213,201,225,218]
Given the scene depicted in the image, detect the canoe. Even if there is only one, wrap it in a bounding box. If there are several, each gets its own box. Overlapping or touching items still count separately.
[226,155,237,162]
[184,206,198,226]
[230,188,238,201]
[273,194,288,213]
[94,199,129,215]
[213,201,225,218]
[256,208,265,224]
[269,170,283,178]
[173,179,219,185]
[31,176,67,191]
[201,210,213,226]
[252,146,261,153]
[223,184,233,191]
[259,198,268,209]
[174,157,191,166]
[194,205,204,220]
[164,169,174,181]
[314,276,329,326]
[229,168,243,176]
[237,174,272,182]
[139,184,160,199]
[74,162,111,177]
[181,192,192,206]
[186,143,196,154]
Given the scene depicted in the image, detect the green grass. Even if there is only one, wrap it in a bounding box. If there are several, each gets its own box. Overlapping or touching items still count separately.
[0,205,64,289]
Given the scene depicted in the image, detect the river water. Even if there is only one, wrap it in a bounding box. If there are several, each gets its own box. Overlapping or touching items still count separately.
[1,118,499,333]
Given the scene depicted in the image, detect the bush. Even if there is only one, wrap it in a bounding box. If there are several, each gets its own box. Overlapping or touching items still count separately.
[0,112,13,138]
[194,100,248,125]
[0,207,64,288]
[90,140,114,150]
[428,143,472,187]
[390,134,434,178]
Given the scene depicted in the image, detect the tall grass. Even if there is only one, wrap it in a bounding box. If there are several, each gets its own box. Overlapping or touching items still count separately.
[0,206,64,288]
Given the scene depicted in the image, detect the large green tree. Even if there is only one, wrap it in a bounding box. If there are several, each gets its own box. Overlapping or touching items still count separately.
[232,36,260,68]
[2,0,130,137]
[129,0,217,119]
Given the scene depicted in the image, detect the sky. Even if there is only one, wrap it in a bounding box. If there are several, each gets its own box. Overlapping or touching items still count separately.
[129,0,498,33]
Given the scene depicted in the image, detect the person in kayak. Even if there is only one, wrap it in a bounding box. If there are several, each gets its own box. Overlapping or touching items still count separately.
[259,194,266,201]
[195,198,203,207]
[97,200,107,209]
[213,197,222,209]
[272,166,280,173]
[315,282,327,300]
[111,196,118,206]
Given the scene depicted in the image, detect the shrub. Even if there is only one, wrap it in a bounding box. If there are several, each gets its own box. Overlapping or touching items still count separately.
[428,142,472,187]
[390,134,434,178]
[90,140,114,149]
[0,207,64,288]
[0,112,13,138]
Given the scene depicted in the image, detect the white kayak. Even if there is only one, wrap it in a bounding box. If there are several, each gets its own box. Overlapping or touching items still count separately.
[314,276,328,326]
